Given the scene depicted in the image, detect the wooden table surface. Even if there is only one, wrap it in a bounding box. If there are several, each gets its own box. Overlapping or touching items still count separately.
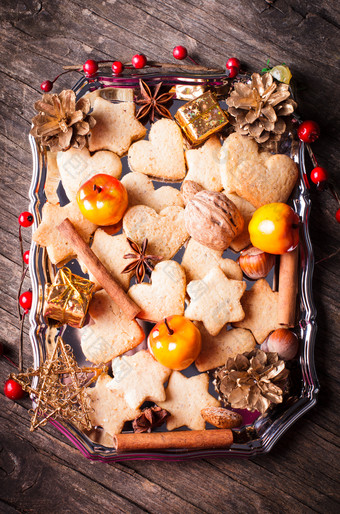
[1,1,339,512]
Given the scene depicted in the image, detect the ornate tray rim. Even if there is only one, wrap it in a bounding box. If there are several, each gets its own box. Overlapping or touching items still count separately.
[28,72,319,461]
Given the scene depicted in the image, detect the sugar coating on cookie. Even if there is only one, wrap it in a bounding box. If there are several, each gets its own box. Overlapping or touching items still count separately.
[184,135,223,191]
[128,260,186,322]
[81,290,145,364]
[233,278,280,343]
[32,200,97,265]
[107,350,171,409]
[181,238,243,283]
[195,324,256,371]
[185,266,246,336]
[128,118,186,181]
[121,172,184,212]
[220,132,298,208]
[57,147,122,201]
[88,98,147,156]
[87,373,141,436]
[158,371,220,431]
[123,205,189,260]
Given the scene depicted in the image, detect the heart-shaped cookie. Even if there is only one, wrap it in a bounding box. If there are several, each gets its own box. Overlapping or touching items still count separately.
[128,119,186,181]
[121,172,184,212]
[123,205,189,260]
[220,133,298,208]
[57,147,122,201]
[128,260,186,322]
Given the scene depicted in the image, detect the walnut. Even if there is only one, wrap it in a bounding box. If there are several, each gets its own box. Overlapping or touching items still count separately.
[184,190,244,251]
[180,180,203,205]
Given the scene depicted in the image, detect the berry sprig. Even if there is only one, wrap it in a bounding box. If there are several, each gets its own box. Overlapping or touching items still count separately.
[226,57,241,79]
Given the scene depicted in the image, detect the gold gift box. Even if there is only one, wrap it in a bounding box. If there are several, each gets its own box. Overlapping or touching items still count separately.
[44,267,95,328]
[175,90,228,144]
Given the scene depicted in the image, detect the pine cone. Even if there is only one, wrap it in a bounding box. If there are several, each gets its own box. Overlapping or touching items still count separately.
[227,73,297,146]
[30,90,96,152]
[212,349,290,414]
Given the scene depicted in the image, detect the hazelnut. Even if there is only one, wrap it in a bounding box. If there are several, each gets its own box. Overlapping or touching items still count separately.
[184,190,244,251]
[261,328,299,360]
[238,246,275,279]
[180,180,203,205]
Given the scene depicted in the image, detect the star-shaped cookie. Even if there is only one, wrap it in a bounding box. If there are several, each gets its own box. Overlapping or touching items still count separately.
[195,323,256,372]
[107,350,171,409]
[184,135,223,191]
[128,260,186,322]
[81,290,145,364]
[32,200,97,265]
[181,238,243,283]
[87,373,141,436]
[233,279,280,343]
[185,266,246,336]
[81,229,134,291]
[123,205,189,260]
[158,371,220,430]
[88,97,147,156]
[121,172,184,212]
[57,146,122,201]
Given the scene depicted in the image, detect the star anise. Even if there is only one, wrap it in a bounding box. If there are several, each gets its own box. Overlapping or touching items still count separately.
[135,80,174,122]
[132,406,170,433]
[121,238,162,283]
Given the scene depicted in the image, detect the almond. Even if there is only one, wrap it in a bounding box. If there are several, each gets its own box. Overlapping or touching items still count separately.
[201,406,242,429]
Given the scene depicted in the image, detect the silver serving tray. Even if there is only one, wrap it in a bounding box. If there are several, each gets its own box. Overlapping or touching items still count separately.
[28,73,318,461]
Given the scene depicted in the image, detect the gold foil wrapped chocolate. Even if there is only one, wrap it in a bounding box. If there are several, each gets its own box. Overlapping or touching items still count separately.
[44,267,95,328]
[175,90,228,144]
[212,349,290,414]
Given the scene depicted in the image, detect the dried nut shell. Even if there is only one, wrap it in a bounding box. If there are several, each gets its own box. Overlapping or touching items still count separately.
[201,407,243,429]
[261,328,299,360]
[238,246,275,279]
[184,190,244,251]
[180,180,203,205]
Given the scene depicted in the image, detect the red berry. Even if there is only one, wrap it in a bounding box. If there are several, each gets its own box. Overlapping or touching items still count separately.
[40,80,53,92]
[173,46,188,60]
[83,59,98,76]
[23,250,30,265]
[226,57,241,70]
[335,208,340,223]
[19,290,32,311]
[297,120,320,143]
[4,379,24,400]
[112,61,124,75]
[310,166,328,185]
[227,66,239,79]
[18,211,34,227]
[131,54,147,69]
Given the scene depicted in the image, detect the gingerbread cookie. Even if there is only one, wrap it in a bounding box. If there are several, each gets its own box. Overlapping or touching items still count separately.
[123,205,189,260]
[128,260,186,322]
[121,172,184,212]
[107,350,171,409]
[87,373,141,436]
[195,323,256,372]
[220,132,298,208]
[184,135,223,191]
[57,147,122,201]
[181,238,243,283]
[128,118,186,181]
[233,278,280,343]
[81,290,145,364]
[185,266,246,336]
[45,151,60,204]
[88,97,147,156]
[82,230,134,291]
[224,192,256,252]
[32,200,97,265]
[158,371,220,431]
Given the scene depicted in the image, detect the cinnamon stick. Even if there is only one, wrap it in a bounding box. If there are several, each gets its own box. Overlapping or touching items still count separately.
[278,247,299,327]
[58,219,140,320]
[113,429,233,452]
